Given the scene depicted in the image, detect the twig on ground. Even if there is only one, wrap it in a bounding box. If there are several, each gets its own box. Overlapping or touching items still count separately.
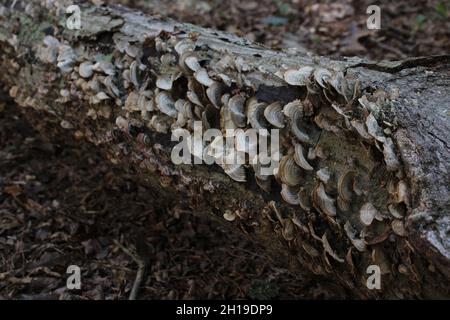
[113,239,148,300]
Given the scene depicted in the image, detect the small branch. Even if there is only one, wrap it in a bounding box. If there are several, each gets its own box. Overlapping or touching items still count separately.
[113,240,148,300]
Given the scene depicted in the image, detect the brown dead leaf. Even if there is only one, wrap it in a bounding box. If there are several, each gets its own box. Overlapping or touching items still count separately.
[25,198,46,213]
[0,217,20,230]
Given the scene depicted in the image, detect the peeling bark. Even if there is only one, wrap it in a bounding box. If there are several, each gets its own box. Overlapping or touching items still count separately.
[0,0,449,298]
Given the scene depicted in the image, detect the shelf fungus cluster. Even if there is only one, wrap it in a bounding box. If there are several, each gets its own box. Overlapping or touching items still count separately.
[39,27,410,278]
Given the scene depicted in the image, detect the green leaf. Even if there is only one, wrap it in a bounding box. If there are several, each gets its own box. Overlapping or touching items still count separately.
[312,35,322,44]
[436,2,448,18]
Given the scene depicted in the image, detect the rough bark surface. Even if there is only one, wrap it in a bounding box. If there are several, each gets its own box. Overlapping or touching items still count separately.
[0,0,449,298]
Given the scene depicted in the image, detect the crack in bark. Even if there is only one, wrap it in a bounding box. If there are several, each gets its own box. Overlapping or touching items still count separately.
[347,55,450,74]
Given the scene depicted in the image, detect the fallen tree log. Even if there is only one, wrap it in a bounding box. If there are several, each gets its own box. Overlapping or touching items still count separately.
[0,0,449,298]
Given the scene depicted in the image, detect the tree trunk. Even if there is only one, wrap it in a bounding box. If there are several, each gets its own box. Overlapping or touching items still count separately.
[0,0,449,298]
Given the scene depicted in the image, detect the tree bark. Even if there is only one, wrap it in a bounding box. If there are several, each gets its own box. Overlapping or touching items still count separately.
[0,0,449,298]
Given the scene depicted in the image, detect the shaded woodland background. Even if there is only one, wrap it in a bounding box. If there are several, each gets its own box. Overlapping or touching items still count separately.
[0,0,449,299]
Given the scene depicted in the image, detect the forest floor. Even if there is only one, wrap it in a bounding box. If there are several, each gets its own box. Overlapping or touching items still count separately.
[0,0,448,299]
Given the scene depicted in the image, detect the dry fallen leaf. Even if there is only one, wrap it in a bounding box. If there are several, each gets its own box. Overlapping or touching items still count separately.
[4,184,23,197]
